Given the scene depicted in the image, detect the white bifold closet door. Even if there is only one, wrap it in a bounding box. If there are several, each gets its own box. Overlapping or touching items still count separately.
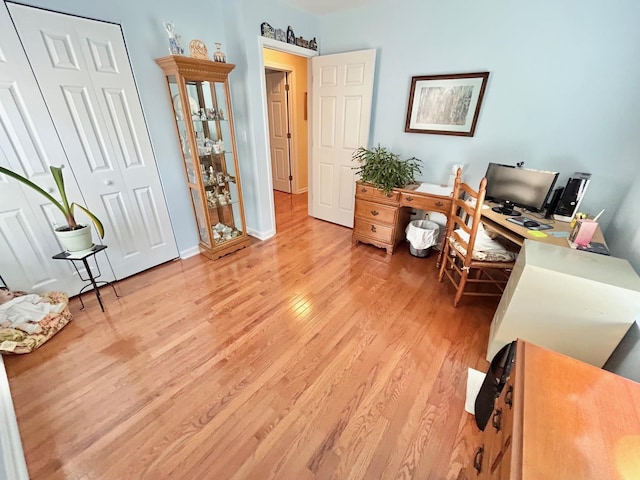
[0,4,178,293]
[0,4,88,294]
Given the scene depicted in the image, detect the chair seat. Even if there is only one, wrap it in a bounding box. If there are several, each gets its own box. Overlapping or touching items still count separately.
[450,238,517,262]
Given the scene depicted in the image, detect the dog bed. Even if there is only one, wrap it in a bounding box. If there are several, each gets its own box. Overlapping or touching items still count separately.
[0,291,72,355]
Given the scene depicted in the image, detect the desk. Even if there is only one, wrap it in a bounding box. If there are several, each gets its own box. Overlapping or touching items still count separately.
[481,202,606,248]
[52,245,119,311]
[352,181,452,254]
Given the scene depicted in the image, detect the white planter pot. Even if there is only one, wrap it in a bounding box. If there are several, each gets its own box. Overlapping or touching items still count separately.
[54,225,93,252]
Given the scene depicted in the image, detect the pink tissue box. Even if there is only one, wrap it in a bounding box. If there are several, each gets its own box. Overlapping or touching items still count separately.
[569,219,598,246]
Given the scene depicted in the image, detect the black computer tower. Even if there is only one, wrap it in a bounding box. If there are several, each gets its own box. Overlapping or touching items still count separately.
[553,173,591,222]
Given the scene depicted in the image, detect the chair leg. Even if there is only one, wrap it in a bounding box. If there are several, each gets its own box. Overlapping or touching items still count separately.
[438,243,450,282]
[454,266,470,307]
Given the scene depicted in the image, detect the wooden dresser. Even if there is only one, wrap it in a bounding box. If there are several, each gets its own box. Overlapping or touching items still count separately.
[352,181,452,254]
[470,339,640,479]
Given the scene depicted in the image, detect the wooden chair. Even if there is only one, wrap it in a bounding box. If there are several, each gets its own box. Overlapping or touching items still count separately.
[438,172,517,307]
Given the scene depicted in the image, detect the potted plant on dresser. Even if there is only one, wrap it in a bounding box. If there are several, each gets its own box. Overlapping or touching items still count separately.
[0,165,104,252]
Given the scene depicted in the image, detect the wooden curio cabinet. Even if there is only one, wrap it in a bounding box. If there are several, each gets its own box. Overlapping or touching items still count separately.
[156,55,250,259]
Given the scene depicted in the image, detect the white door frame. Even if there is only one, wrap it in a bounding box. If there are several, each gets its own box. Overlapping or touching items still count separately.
[257,37,317,230]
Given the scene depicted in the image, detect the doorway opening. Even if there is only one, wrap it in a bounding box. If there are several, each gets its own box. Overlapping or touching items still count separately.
[262,46,310,226]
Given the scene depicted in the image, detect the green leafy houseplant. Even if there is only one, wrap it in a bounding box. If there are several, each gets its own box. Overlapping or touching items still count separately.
[0,165,104,238]
[352,145,422,194]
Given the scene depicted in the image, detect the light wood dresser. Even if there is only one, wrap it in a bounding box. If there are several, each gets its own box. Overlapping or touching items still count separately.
[470,339,640,479]
[352,181,452,254]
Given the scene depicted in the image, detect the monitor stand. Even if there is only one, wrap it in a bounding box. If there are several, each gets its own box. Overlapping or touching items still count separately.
[492,202,522,216]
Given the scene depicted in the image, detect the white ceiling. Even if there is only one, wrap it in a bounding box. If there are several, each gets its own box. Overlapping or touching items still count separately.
[280,0,383,15]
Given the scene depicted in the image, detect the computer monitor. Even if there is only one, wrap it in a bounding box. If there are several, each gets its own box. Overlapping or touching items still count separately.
[484,163,559,216]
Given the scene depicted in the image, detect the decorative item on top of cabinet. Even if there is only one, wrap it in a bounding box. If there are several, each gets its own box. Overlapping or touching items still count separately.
[213,43,226,63]
[155,55,250,260]
[163,21,184,55]
[189,39,208,59]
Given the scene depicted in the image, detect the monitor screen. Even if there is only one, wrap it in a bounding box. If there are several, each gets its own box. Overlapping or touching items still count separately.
[484,163,558,214]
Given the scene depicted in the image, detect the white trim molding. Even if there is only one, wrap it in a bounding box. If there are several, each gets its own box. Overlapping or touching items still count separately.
[0,356,29,480]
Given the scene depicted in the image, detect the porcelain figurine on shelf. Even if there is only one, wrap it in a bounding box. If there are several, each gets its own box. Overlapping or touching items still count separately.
[309,37,318,51]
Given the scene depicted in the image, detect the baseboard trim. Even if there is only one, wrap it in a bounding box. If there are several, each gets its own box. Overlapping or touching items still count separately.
[179,246,200,259]
[247,228,275,241]
[0,356,29,480]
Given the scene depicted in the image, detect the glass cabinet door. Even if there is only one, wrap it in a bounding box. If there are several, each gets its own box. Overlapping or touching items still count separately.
[166,75,246,249]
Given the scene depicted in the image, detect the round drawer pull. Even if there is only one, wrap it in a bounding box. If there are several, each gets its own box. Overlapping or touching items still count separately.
[360,187,367,193]
[406,196,414,202]
[435,201,443,207]
[371,210,379,216]
[371,225,377,233]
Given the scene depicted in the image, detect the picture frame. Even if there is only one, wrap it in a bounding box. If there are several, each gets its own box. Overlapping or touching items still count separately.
[404,72,490,137]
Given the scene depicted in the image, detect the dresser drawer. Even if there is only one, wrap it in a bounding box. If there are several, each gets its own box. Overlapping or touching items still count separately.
[399,191,451,214]
[355,199,396,224]
[354,218,394,243]
[355,183,399,205]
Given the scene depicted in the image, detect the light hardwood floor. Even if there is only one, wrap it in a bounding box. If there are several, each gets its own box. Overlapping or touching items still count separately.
[5,191,498,480]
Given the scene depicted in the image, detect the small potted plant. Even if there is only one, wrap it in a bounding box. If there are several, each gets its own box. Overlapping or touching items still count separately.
[0,165,104,252]
[352,145,422,194]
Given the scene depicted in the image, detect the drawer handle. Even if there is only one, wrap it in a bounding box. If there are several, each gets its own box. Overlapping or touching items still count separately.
[505,385,513,408]
[371,210,379,216]
[435,201,443,207]
[371,225,377,233]
[473,446,484,474]
[406,196,414,202]
[491,408,502,431]
[361,187,367,193]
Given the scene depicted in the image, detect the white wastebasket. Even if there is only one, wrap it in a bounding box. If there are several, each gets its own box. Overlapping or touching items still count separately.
[405,220,439,257]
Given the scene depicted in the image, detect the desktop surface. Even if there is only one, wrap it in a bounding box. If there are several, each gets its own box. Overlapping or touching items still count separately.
[481,201,606,248]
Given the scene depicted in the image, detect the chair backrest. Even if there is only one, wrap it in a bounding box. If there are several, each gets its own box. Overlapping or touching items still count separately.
[445,174,488,266]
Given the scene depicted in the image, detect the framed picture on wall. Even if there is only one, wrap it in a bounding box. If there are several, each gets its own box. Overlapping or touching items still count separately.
[404,72,490,137]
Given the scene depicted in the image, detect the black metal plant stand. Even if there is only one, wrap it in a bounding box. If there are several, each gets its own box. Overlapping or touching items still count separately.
[52,245,119,312]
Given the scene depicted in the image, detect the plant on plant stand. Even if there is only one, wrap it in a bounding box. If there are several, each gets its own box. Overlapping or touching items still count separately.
[352,145,422,194]
[0,165,104,252]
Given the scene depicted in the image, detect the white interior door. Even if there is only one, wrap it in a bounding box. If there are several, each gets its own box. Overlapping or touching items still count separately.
[310,49,376,228]
[0,3,98,294]
[9,4,178,280]
[266,71,292,193]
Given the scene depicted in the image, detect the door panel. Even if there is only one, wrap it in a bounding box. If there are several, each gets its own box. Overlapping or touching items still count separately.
[9,4,178,279]
[310,50,376,228]
[0,3,94,293]
[266,71,291,193]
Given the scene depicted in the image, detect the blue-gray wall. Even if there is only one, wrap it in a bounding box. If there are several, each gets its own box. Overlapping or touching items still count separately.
[9,0,640,268]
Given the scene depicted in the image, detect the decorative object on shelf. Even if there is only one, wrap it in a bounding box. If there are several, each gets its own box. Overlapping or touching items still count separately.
[189,39,208,59]
[275,28,286,42]
[213,43,226,63]
[163,21,184,55]
[352,144,422,194]
[0,165,104,252]
[172,94,199,120]
[217,108,225,120]
[404,72,490,137]
[295,37,310,48]
[286,25,295,44]
[206,107,217,120]
[261,22,275,39]
[309,37,318,51]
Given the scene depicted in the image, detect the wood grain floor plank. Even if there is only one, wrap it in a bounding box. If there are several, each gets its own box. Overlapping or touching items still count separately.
[5,191,498,480]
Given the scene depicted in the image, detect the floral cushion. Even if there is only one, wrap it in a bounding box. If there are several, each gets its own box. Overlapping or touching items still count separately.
[450,224,518,262]
[0,291,72,355]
